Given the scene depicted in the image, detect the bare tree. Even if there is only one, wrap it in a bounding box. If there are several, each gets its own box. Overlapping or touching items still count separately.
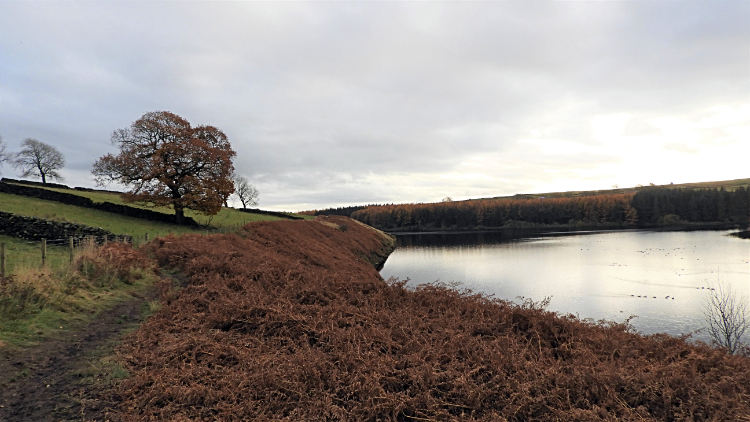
[13,138,65,183]
[233,174,259,209]
[702,279,749,354]
[0,135,8,172]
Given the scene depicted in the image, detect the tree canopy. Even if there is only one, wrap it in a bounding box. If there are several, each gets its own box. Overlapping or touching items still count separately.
[92,111,236,224]
[12,138,65,183]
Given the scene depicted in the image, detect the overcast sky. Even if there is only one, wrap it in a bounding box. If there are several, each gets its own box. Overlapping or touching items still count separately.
[1,1,748,211]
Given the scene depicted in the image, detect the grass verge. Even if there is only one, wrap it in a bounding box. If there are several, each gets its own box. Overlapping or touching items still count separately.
[0,235,72,274]
[0,242,160,349]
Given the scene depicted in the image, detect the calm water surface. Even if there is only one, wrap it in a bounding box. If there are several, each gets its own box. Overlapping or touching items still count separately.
[380,229,750,343]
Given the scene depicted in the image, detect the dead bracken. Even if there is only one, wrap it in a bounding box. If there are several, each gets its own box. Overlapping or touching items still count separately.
[113,216,750,421]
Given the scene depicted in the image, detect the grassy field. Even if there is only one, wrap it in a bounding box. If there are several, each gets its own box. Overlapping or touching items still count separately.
[0,192,200,238]
[0,235,72,275]
[0,183,313,281]
[11,184,304,227]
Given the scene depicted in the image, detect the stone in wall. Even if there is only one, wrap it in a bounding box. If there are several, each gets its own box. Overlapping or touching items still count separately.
[0,211,125,243]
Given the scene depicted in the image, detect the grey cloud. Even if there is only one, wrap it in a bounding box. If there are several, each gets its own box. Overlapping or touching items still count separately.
[1,1,747,209]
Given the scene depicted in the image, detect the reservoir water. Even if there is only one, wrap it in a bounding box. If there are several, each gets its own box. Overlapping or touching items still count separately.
[380,229,750,344]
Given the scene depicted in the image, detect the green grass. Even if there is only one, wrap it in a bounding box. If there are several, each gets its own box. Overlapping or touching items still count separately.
[9,184,304,227]
[0,274,157,349]
[0,185,311,279]
[0,241,161,349]
[0,182,301,360]
[0,235,72,274]
[71,299,161,388]
[0,192,200,238]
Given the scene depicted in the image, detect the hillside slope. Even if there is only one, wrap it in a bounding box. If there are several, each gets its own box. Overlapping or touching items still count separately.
[112,216,749,421]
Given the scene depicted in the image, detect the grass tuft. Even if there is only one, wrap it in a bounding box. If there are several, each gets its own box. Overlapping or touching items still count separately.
[0,242,160,348]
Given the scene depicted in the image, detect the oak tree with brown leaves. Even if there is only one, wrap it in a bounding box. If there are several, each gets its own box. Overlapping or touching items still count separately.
[92,111,236,225]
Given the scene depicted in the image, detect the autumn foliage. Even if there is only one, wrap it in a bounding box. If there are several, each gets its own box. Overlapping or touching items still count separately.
[351,193,638,231]
[111,216,750,421]
[92,111,235,224]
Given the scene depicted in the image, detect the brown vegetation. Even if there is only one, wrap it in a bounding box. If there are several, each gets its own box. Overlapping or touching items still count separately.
[92,111,236,224]
[113,216,750,421]
[352,193,637,230]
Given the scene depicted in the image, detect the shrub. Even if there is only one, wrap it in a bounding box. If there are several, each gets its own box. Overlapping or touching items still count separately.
[72,242,155,287]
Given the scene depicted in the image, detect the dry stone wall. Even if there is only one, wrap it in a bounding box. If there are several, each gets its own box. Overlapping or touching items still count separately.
[0,180,199,226]
[0,211,116,242]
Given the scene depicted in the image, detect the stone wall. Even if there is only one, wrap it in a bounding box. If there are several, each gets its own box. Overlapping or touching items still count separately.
[235,207,304,220]
[0,181,199,226]
[0,211,118,242]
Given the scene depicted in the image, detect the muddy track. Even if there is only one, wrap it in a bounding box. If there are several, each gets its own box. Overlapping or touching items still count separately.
[0,292,152,422]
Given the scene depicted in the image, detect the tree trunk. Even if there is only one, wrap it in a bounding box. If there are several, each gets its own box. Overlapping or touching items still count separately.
[41,173,46,184]
[172,188,185,225]
[175,205,185,225]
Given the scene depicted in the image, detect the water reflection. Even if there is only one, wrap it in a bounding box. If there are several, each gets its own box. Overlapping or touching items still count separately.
[380,229,750,343]
[395,227,617,248]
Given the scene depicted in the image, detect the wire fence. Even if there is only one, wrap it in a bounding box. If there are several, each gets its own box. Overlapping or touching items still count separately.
[0,233,153,279]
[0,222,255,279]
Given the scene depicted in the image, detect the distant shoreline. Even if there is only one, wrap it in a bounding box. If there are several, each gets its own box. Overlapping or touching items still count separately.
[384,221,743,235]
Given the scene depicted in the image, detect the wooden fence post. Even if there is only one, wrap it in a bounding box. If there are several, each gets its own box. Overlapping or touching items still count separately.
[1,243,5,279]
[41,239,47,267]
[69,237,74,263]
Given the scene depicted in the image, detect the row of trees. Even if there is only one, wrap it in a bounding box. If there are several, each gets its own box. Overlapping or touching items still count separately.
[0,137,66,183]
[2,111,260,224]
[351,193,638,230]
[349,187,750,231]
[300,205,373,217]
[631,187,750,224]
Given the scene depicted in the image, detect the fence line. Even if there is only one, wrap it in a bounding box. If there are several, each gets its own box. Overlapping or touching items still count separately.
[1,243,5,279]
[0,226,247,277]
[0,232,156,277]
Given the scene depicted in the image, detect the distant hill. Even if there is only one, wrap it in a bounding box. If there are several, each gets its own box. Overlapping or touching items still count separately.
[476,177,750,202]
[307,178,750,220]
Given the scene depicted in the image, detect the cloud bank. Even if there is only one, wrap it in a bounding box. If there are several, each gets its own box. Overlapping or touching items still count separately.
[1,1,748,210]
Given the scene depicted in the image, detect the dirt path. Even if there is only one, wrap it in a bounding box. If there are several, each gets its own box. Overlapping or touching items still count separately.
[0,293,151,422]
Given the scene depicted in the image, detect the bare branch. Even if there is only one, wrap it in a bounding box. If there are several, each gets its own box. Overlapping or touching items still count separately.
[232,174,259,209]
[702,278,749,354]
[12,138,65,184]
[0,135,8,172]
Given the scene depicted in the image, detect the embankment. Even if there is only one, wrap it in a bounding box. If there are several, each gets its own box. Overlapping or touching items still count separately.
[112,216,750,421]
